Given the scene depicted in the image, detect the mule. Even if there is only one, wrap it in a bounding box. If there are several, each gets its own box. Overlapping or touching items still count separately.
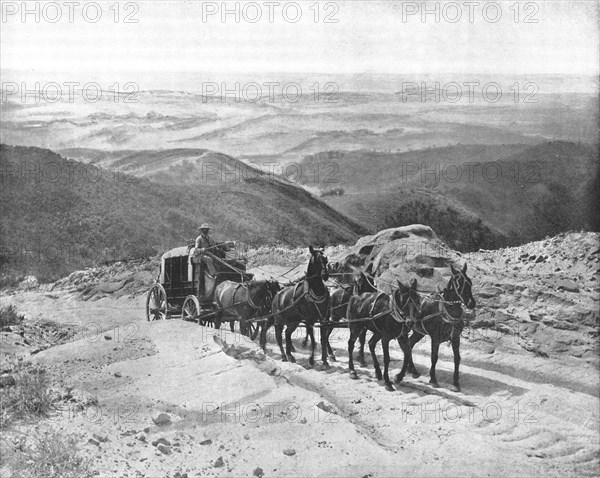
[214,280,281,338]
[268,246,331,367]
[399,263,476,392]
[300,283,368,364]
[347,272,421,391]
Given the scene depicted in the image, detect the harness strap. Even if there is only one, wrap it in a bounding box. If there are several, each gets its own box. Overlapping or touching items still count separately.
[390,293,407,324]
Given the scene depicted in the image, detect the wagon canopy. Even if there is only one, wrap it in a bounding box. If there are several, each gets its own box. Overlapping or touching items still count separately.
[161,246,191,261]
[159,246,194,284]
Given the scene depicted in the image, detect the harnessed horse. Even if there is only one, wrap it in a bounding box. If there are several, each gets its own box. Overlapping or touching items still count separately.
[347,273,421,391]
[400,263,476,392]
[270,246,331,367]
[214,280,281,338]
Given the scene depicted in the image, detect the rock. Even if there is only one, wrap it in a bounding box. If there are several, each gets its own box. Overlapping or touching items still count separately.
[92,433,109,443]
[556,279,580,293]
[88,438,100,446]
[283,448,296,456]
[136,433,147,442]
[157,443,172,455]
[114,372,122,378]
[0,374,16,388]
[199,438,212,445]
[316,401,337,415]
[331,225,451,291]
[152,438,171,447]
[151,412,172,425]
[104,335,112,340]
[213,456,224,468]
[253,467,264,477]
[300,417,307,424]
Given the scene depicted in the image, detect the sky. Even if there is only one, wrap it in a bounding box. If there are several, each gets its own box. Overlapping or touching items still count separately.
[1,0,599,78]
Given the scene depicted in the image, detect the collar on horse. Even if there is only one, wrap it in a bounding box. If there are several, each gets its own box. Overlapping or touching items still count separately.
[420,293,464,324]
[390,292,408,324]
[303,281,329,304]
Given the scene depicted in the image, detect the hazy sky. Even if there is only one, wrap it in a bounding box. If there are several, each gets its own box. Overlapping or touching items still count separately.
[1,0,598,77]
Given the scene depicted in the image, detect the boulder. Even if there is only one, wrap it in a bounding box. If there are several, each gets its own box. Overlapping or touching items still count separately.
[332,225,458,290]
[151,411,172,426]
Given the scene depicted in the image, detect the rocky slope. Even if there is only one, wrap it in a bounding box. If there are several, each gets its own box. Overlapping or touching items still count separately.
[332,226,599,366]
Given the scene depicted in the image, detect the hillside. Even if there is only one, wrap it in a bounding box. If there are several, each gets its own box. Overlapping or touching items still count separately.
[0,145,364,282]
[292,142,599,250]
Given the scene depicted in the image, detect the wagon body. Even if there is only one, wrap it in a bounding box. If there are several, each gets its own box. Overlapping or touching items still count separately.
[146,243,253,322]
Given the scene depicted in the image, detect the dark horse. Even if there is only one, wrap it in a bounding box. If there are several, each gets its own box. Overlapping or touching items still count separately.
[301,283,365,363]
[269,246,330,367]
[214,280,281,338]
[399,263,476,392]
[347,272,421,391]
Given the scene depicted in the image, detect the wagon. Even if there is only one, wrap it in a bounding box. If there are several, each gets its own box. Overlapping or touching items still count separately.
[146,242,253,324]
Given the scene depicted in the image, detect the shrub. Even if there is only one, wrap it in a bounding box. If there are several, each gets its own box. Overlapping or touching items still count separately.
[2,427,93,478]
[0,358,55,428]
[0,306,24,329]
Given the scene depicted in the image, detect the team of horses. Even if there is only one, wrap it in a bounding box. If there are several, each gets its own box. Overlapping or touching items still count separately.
[212,246,476,392]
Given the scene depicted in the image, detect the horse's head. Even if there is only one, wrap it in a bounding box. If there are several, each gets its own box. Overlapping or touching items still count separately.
[448,263,476,309]
[354,270,377,295]
[308,246,329,282]
[395,278,421,325]
[266,279,282,296]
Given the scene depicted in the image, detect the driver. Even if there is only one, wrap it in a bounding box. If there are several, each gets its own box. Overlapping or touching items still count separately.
[195,223,216,252]
[194,223,217,300]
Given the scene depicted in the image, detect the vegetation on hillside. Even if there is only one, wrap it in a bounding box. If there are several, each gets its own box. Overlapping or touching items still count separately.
[0,145,364,282]
[293,142,599,250]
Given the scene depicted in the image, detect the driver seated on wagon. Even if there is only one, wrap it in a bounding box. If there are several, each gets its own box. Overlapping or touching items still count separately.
[193,223,234,301]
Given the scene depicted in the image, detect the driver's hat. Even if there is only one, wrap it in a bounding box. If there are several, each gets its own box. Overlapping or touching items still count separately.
[198,223,211,230]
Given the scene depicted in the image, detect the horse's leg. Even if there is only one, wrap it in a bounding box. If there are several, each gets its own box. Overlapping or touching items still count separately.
[259,322,268,352]
[429,338,440,388]
[451,333,461,392]
[395,332,411,384]
[320,320,330,370]
[213,311,222,331]
[347,325,359,379]
[307,323,316,366]
[381,333,395,391]
[290,324,303,353]
[325,323,336,362]
[368,331,382,381]
[407,331,425,378]
[275,322,287,362]
[358,329,367,367]
[285,323,298,363]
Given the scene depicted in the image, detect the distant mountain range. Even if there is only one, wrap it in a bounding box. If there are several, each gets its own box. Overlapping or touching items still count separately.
[291,141,599,250]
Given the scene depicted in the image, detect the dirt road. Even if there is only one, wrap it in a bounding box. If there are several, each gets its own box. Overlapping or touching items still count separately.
[2,288,598,477]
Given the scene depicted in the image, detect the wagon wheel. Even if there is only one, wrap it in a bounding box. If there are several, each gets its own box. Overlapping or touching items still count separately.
[182,296,201,322]
[146,284,169,321]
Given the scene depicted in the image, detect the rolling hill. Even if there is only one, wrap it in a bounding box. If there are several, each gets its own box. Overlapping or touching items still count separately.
[290,142,599,250]
[0,145,365,282]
